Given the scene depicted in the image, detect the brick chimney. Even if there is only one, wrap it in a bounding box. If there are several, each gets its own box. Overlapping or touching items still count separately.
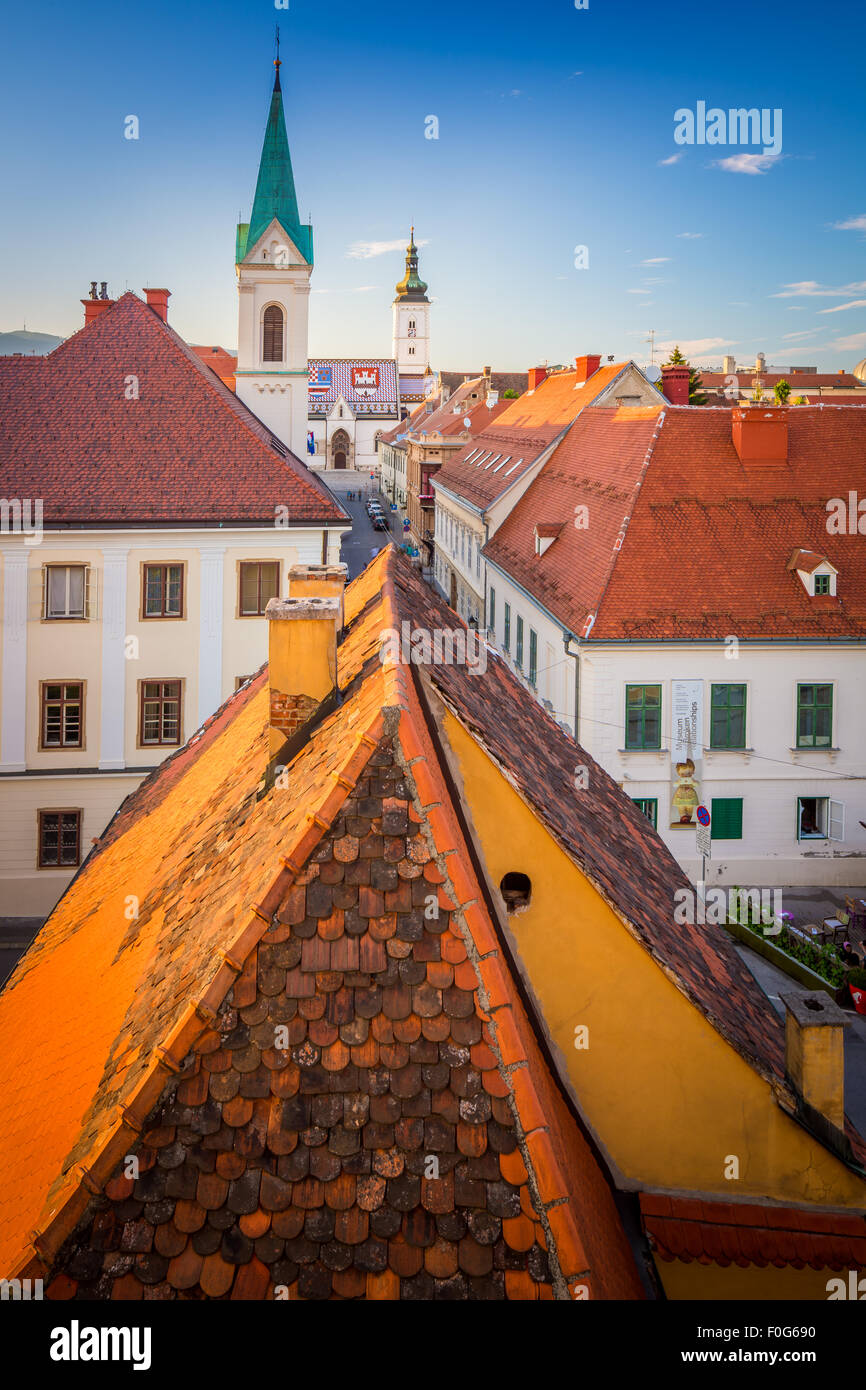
[732,405,788,466]
[82,281,115,325]
[527,366,547,391]
[661,364,690,405]
[288,563,348,632]
[266,596,339,758]
[143,288,171,322]
[574,354,602,384]
[781,991,849,1145]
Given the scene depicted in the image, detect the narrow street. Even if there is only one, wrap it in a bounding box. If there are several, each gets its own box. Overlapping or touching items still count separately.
[320,470,400,580]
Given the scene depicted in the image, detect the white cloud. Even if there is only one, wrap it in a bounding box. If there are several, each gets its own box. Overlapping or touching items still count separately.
[827,331,866,352]
[658,153,683,166]
[627,288,651,294]
[346,237,429,260]
[782,330,819,340]
[657,337,735,362]
[676,232,703,239]
[772,280,866,298]
[832,214,866,231]
[568,71,584,79]
[818,299,866,314]
[641,257,671,265]
[715,153,779,175]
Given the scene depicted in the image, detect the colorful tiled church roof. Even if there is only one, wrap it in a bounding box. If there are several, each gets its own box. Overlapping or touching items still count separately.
[307,360,399,414]
[0,293,346,527]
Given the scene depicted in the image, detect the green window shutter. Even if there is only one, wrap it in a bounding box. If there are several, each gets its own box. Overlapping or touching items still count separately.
[711,797,743,840]
[625,684,662,749]
[710,684,746,748]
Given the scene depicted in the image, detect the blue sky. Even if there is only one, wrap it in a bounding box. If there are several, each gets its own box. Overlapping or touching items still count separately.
[1,0,865,371]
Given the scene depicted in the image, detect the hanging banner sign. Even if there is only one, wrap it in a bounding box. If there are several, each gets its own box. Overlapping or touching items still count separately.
[670,679,703,828]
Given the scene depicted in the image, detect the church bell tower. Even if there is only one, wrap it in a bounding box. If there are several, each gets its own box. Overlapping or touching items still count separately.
[235,53,313,461]
[392,228,430,382]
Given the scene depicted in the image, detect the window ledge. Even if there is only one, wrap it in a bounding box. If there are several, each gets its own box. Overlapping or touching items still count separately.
[618,747,669,755]
[705,747,754,755]
[790,746,840,753]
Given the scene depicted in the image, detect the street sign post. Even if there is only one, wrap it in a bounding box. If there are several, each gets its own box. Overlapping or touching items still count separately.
[695,804,711,899]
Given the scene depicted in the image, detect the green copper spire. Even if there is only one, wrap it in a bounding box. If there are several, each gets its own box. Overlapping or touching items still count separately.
[237,57,313,266]
[394,226,429,302]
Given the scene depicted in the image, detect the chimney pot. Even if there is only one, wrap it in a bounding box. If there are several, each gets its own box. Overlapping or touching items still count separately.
[661,363,690,406]
[731,405,788,466]
[82,290,116,325]
[266,595,340,758]
[780,991,849,1137]
[287,562,348,630]
[574,354,602,384]
[143,287,171,322]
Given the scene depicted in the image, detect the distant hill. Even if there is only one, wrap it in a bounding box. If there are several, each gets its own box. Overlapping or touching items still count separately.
[0,329,64,356]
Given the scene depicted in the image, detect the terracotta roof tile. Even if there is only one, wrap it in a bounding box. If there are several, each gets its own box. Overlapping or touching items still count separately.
[0,549,648,1298]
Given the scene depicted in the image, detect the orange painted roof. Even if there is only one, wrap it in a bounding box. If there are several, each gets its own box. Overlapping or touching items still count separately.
[434,363,631,510]
[0,549,646,1300]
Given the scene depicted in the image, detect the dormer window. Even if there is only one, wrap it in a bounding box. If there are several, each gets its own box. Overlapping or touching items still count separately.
[534,523,563,556]
[787,548,838,597]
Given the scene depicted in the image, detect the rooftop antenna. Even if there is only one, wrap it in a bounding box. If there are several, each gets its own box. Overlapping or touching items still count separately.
[645,329,657,364]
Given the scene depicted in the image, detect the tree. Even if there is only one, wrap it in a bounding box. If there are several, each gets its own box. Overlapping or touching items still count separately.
[502,388,520,398]
[774,378,791,405]
[661,344,707,404]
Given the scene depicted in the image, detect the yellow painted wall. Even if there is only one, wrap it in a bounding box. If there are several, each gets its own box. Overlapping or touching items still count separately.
[441,710,866,1209]
[657,1259,844,1301]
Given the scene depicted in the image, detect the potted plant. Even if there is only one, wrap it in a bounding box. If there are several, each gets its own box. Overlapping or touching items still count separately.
[847,966,866,1015]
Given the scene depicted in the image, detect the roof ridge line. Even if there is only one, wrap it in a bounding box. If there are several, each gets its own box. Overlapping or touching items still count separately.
[392,662,598,1297]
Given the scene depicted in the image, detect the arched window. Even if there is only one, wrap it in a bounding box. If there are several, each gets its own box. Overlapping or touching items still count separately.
[263,305,284,363]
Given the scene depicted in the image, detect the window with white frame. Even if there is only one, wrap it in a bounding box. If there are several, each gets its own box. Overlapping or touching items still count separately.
[43,565,88,620]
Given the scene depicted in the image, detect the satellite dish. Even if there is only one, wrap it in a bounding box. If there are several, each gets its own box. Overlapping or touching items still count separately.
[463,416,472,428]
[644,363,662,384]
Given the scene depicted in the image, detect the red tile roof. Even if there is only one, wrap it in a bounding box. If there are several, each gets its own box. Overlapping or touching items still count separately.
[434,363,631,511]
[189,344,238,389]
[0,294,346,527]
[408,379,515,442]
[640,1192,866,1270]
[484,406,663,634]
[485,404,866,640]
[701,372,865,392]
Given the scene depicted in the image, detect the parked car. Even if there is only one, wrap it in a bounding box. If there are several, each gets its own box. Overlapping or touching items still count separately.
[372,514,388,530]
